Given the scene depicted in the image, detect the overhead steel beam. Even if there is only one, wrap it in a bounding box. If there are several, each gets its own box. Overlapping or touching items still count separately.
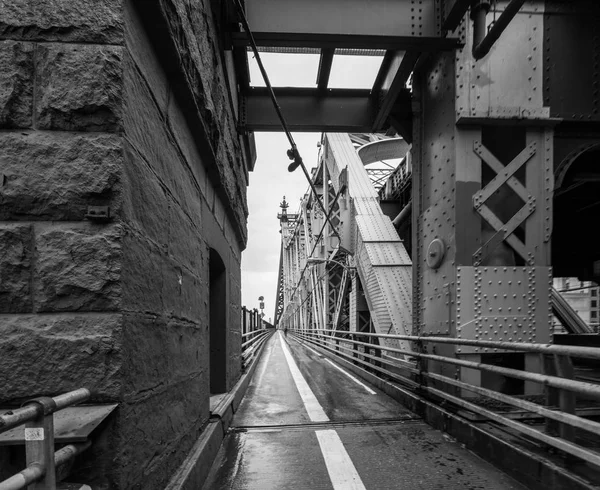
[442,0,471,31]
[241,88,375,132]
[243,0,441,38]
[316,49,335,90]
[231,32,461,51]
[372,50,420,131]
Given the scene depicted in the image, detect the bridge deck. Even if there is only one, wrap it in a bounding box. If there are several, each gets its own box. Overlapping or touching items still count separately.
[203,332,526,489]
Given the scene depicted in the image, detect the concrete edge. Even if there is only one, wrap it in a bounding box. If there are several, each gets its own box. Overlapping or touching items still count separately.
[165,331,274,490]
[289,335,597,490]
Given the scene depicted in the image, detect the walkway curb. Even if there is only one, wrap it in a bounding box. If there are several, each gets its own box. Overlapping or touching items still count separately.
[290,335,597,490]
[165,331,274,490]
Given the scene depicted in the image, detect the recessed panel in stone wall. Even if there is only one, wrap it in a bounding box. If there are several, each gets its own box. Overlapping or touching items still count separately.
[36,43,123,131]
[0,0,124,44]
[0,224,32,313]
[0,132,122,220]
[36,224,122,312]
[0,41,33,128]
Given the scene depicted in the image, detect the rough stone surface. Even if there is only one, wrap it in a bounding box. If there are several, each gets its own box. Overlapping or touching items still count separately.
[158,0,248,244]
[0,41,33,128]
[0,314,122,403]
[0,224,32,313]
[36,43,123,131]
[36,224,122,312]
[0,0,124,44]
[0,132,122,220]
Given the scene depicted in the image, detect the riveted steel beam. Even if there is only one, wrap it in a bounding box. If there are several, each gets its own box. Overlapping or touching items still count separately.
[231,32,460,51]
[240,88,376,132]
[242,0,441,38]
[372,50,420,131]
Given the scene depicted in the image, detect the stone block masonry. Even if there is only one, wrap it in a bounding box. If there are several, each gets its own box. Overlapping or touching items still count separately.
[0,1,250,488]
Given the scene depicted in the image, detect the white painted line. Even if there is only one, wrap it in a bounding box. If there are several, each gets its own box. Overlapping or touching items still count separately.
[315,430,367,490]
[278,333,329,422]
[324,359,376,395]
[299,340,322,358]
[254,337,274,386]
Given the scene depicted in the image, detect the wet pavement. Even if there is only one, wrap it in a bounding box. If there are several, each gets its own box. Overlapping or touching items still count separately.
[203,332,526,489]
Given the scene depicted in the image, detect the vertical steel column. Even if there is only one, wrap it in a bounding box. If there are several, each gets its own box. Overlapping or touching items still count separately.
[413,1,553,393]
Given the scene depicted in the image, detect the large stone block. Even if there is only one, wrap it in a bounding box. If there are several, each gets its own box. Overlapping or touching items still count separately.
[0,0,123,44]
[36,224,122,312]
[116,386,207,489]
[0,225,32,313]
[123,55,203,221]
[0,132,122,220]
[121,314,207,399]
[36,43,123,131]
[0,41,33,128]
[0,314,122,403]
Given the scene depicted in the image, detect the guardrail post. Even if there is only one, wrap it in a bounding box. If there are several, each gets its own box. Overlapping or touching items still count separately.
[554,354,576,443]
[24,397,57,490]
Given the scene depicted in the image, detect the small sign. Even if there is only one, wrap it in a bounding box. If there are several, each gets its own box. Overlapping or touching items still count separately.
[24,428,44,441]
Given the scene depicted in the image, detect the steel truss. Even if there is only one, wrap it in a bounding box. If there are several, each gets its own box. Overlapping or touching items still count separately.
[277,133,413,356]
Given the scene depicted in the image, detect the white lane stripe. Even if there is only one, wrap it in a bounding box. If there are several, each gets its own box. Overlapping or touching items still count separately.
[324,359,376,395]
[278,333,329,422]
[299,340,322,358]
[316,430,367,490]
[254,337,274,385]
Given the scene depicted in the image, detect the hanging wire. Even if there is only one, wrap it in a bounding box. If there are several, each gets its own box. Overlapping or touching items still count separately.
[233,0,340,238]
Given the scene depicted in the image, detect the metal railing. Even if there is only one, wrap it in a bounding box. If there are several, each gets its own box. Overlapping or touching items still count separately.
[241,306,274,369]
[0,388,92,490]
[291,329,600,469]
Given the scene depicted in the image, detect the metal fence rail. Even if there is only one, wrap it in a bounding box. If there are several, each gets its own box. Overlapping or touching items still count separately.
[0,388,91,490]
[291,329,600,469]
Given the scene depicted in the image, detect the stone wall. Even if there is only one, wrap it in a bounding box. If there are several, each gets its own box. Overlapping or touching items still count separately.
[0,1,248,488]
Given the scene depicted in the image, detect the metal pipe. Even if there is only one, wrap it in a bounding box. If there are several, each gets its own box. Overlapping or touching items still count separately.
[0,405,42,433]
[0,464,44,490]
[391,201,412,228]
[301,328,600,360]
[301,330,600,399]
[53,388,91,411]
[0,389,90,434]
[54,441,92,467]
[472,0,526,60]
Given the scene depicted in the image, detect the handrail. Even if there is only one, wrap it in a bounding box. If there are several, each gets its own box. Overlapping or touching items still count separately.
[0,388,92,490]
[299,328,600,360]
[241,329,273,369]
[290,329,600,471]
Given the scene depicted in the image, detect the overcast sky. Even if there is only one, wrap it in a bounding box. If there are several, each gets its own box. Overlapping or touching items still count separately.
[241,132,320,320]
[240,52,384,320]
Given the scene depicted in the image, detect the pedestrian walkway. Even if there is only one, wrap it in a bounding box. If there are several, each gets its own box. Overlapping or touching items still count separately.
[203,331,526,489]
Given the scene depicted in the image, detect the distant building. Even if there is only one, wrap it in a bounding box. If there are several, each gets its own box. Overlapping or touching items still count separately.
[553,278,600,333]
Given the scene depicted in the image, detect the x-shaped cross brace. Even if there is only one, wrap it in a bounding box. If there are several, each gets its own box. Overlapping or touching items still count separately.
[472,141,537,265]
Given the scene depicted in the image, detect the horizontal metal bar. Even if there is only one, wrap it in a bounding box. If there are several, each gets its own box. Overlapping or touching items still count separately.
[242,330,270,349]
[232,32,460,51]
[424,384,600,468]
[299,331,600,399]
[294,330,600,468]
[54,441,92,467]
[242,329,270,339]
[0,464,44,490]
[242,88,376,132]
[424,371,600,437]
[301,329,600,360]
[0,389,91,434]
[53,388,91,412]
[292,332,419,390]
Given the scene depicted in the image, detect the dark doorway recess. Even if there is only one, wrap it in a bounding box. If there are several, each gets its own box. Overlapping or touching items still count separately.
[210,248,227,394]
